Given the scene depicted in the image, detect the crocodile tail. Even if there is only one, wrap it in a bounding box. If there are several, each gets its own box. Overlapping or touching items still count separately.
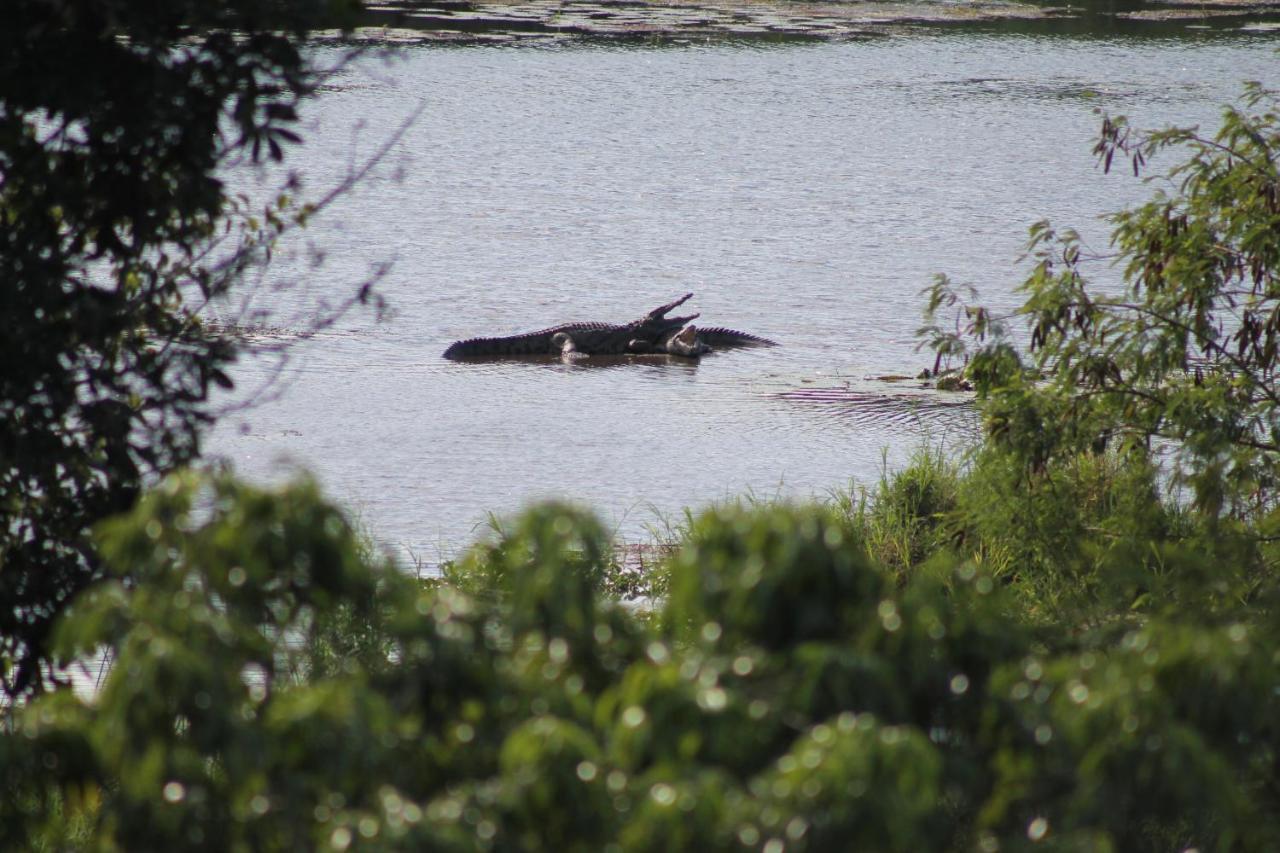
[443,333,556,359]
[697,327,778,348]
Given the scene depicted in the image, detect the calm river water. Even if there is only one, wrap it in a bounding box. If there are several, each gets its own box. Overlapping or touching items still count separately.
[208,27,1278,562]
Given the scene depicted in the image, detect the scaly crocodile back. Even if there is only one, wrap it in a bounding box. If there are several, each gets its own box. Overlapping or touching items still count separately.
[443,322,627,359]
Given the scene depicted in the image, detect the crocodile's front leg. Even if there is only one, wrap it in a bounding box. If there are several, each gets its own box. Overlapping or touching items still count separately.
[552,332,589,360]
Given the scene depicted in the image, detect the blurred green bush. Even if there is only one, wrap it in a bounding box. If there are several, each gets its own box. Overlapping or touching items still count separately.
[5,465,1277,851]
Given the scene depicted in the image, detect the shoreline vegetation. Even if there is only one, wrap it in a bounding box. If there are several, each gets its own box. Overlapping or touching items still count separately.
[15,439,1280,849]
[332,0,1280,44]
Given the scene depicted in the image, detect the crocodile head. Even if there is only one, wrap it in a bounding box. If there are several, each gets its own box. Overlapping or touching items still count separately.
[625,292,701,346]
[664,324,712,357]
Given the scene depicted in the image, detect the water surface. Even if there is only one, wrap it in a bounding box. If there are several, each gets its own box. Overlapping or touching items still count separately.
[209,31,1278,561]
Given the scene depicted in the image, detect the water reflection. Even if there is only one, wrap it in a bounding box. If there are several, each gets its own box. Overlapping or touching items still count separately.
[444,352,706,371]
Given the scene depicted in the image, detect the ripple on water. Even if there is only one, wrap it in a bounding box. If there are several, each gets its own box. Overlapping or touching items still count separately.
[774,384,978,434]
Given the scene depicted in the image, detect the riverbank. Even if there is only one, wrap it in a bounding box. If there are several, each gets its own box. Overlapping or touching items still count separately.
[341,0,1280,43]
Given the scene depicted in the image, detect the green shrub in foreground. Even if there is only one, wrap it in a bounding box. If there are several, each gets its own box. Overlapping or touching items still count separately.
[4,471,1279,851]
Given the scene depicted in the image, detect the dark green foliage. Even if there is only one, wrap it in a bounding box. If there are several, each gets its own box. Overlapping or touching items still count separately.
[980,621,1280,851]
[446,503,610,643]
[921,83,1280,522]
[6,471,1277,850]
[750,714,945,850]
[665,504,883,650]
[0,0,366,697]
[853,448,962,576]
[914,82,1280,632]
[955,448,1179,618]
[0,691,100,851]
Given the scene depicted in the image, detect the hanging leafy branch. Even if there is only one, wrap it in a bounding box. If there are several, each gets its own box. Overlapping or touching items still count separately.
[920,83,1280,517]
[0,0,390,698]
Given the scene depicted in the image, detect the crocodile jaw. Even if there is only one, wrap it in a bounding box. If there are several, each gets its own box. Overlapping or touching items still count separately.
[666,325,711,357]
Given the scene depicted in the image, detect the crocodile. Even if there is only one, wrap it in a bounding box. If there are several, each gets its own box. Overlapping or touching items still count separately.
[442,293,776,360]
